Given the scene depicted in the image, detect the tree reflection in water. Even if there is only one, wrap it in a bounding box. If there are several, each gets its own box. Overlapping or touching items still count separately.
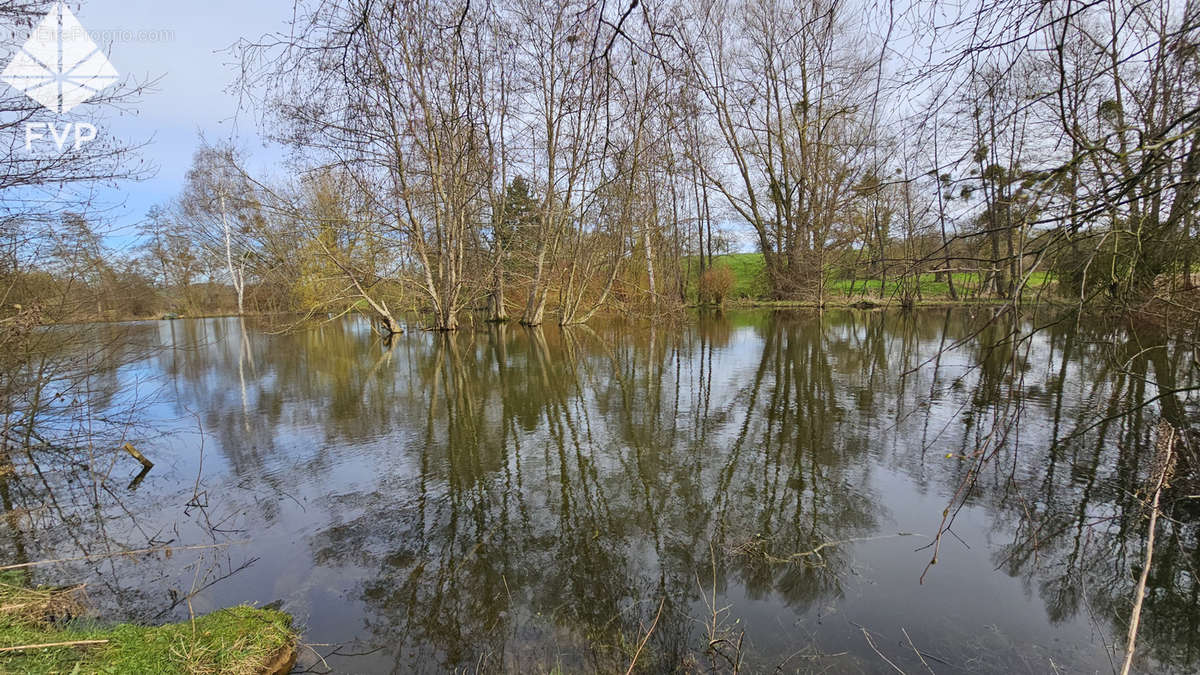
[0,310,1196,673]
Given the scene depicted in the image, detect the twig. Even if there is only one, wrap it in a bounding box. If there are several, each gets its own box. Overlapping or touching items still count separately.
[300,642,332,673]
[0,639,109,653]
[187,553,203,637]
[860,627,905,674]
[901,627,934,674]
[625,596,665,675]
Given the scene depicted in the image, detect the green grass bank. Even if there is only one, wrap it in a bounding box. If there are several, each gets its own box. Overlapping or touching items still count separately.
[0,573,297,674]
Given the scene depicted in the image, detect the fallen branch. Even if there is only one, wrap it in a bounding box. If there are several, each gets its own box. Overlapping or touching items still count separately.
[0,639,109,654]
[1120,421,1177,675]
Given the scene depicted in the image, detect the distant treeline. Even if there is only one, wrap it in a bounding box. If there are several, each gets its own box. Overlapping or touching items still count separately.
[4,0,1200,331]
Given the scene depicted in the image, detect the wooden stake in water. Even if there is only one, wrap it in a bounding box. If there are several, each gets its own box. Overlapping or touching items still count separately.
[122,442,153,470]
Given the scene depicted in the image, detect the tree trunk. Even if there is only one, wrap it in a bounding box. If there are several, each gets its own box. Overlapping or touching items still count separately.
[522,245,548,326]
[644,226,657,303]
[488,247,508,322]
[219,191,244,315]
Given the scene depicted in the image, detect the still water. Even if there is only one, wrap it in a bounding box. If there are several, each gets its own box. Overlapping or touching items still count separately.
[4,309,1198,673]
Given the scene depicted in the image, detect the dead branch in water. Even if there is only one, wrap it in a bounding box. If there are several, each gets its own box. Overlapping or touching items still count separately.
[860,627,904,674]
[697,539,744,673]
[625,596,665,675]
[1120,420,1178,675]
[902,627,935,675]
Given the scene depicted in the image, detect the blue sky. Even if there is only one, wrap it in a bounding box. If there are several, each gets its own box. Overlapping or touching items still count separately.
[49,1,292,247]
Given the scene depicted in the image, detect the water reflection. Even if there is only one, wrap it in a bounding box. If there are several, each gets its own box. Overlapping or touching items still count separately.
[1,310,1197,673]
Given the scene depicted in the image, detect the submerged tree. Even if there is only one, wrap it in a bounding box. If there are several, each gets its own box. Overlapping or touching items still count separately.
[238,0,507,330]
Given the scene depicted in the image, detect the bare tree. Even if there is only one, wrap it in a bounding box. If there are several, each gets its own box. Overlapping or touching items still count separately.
[238,0,504,331]
[180,144,264,316]
[676,0,877,301]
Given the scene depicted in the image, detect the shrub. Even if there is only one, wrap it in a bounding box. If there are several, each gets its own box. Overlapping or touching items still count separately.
[698,265,736,306]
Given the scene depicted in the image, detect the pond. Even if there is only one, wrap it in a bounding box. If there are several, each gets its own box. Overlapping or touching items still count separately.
[2,309,1198,673]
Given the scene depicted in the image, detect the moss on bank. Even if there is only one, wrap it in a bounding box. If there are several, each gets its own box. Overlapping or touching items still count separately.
[0,575,296,674]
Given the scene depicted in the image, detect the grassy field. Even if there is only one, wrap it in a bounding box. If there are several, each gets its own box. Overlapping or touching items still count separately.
[687,253,1055,305]
[827,271,1055,300]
